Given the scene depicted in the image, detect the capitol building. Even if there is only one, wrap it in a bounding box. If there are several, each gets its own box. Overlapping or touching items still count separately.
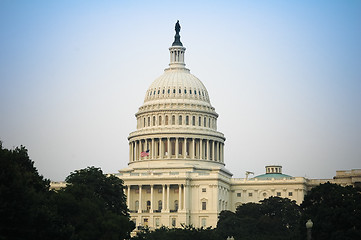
[50,22,360,230]
[113,21,360,230]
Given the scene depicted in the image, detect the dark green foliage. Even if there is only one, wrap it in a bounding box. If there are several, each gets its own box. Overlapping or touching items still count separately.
[55,167,135,240]
[131,225,220,240]
[217,197,301,240]
[301,182,361,240]
[0,142,58,240]
[0,143,134,240]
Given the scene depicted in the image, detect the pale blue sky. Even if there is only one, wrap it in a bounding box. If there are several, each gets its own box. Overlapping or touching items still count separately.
[1,0,360,181]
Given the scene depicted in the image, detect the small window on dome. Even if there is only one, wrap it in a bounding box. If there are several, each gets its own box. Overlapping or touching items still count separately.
[173,89,176,93]
[184,89,187,94]
[179,115,182,125]
[199,117,201,126]
[162,89,165,94]
[165,115,169,125]
[192,116,195,126]
[195,90,197,95]
[202,91,204,96]
[154,91,156,95]
[185,116,189,125]
[199,91,201,95]
[158,90,160,94]
[190,90,192,94]
[168,89,170,94]
[159,116,162,125]
[179,89,181,94]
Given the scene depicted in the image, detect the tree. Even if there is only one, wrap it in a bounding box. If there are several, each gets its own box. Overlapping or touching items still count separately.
[131,225,219,240]
[55,167,135,240]
[0,142,60,240]
[217,197,301,240]
[301,182,361,240]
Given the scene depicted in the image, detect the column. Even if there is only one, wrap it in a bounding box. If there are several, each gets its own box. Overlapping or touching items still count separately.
[192,138,195,159]
[221,143,224,162]
[166,184,170,211]
[162,184,165,212]
[127,185,130,207]
[206,140,210,160]
[135,141,138,161]
[129,143,131,162]
[212,141,215,161]
[183,138,187,159]
[199,139,203,160]
[151,138,155,159]
[167,137,170,158]
[183,184,187,210]
[150,185,154,213]
[138,185,142,213]
[179,184,182,211]
[139,140,142,160]
[175,138,179,158]
[159,138,163,159]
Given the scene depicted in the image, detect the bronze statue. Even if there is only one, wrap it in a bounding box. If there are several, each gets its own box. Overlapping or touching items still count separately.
[172,20,183,46]
[175,20,181,34]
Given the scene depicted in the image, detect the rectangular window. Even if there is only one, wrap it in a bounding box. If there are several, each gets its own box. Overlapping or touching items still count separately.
[202,201,207,210]
[201,218,206,227]
[277,192,281,197]
[202,188,206,192]
[155,218,160,227]
[237,193,241,197]
[288,192,293,197]
[172,218,176,227]
[248,192,253,197]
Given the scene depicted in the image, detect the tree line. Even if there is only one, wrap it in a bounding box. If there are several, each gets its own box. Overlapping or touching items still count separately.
[1,143,360,240]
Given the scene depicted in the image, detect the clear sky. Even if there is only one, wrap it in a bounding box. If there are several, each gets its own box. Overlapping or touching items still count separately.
[1,0,360,181]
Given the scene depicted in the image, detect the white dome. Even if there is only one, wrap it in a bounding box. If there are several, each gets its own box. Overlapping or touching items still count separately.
[144,68,211,105]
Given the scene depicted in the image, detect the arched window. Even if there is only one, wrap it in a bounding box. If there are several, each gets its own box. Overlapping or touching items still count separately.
[144,118,146,127]
[199,116,201,126]
[148,117,150,127]
[179,89,181,94]
[153,116,156,126]
[179,115,182,125]
[185,116,189,125]
[165,115,169,125]
[159,116,162,125]
[168,89,170,94]
[173,89,176,93]
[208,118,211,128]
[192,116,195,126]
[162,89,165,94]
[204,117,206,127]
[172,115,175,125]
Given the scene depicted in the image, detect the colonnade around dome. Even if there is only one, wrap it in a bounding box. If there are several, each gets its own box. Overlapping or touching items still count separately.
[129,137,224,163]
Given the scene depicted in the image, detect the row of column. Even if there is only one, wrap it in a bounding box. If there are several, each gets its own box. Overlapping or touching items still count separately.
[129,137,224,163]
[126,184,187,213]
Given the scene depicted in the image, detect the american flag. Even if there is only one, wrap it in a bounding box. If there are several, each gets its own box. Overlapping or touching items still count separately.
[141,149,150,157]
